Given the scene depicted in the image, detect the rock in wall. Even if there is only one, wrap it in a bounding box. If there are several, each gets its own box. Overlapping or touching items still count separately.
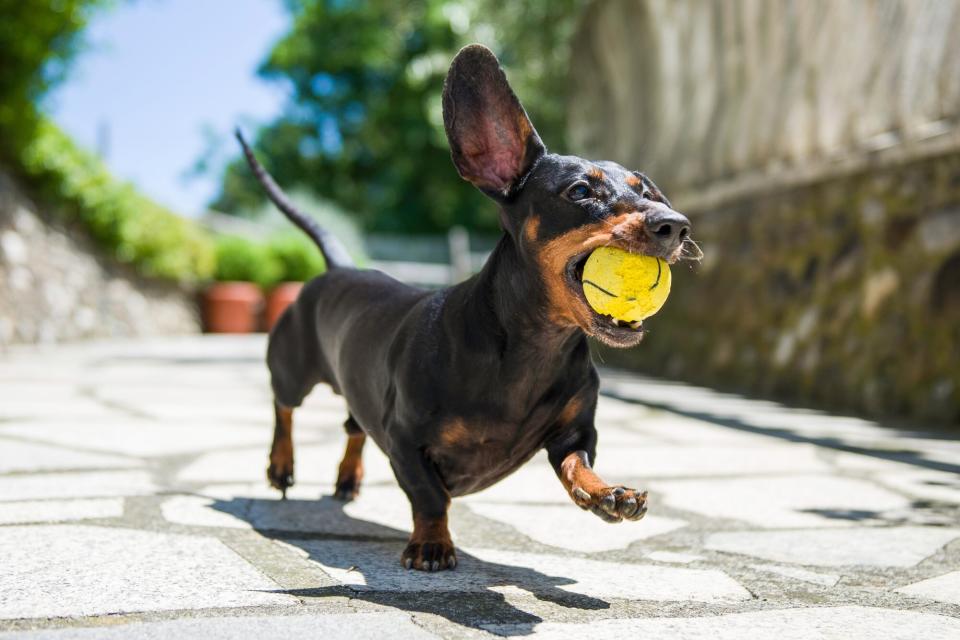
[0,172,200,347]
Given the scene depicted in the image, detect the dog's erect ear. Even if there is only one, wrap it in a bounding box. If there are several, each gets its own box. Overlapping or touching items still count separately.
[442,44,546,197]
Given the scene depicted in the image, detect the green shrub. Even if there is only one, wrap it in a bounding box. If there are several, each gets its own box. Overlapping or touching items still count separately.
[19,120,216,283]
[213,235,281,288]
[267,234,325,283]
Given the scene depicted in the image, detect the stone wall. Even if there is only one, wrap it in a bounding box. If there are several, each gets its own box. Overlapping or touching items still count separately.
[0,172,200,347]
[571,0,960,425]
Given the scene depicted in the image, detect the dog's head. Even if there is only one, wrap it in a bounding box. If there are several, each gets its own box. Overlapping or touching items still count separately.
[442,45,696,347]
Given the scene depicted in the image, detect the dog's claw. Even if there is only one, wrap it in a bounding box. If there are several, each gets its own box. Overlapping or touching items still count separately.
[401,539,457,572]
[572,485,648,523]
[601,493,617,514]
[267,463,294,497]
[332,480,360,502]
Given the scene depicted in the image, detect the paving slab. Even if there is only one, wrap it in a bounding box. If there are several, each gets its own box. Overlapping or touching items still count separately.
[0,440,136,474]
[467,502,687,551]
[4,336,960,638]
[0,421,270,457]
[706,527,960,567]
[595,442,830,479]
[654,474,910,528]
[484,606,960,639]
[644,551,703,563]
[0,525,294,619]
[289,540,751,603]
[0,497,123,524]
[750,563,840,587]
[0,613,440,640]
[163,484,413,537]
[0,470,155,501]
[895,570,960,605]
[176,441,397,486]
[463,454,571,504]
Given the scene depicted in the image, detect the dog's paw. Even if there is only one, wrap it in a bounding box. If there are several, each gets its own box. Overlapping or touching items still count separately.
[333,473,361,502]
[267,457,294,497]
[401,538,457,572]
[570,485,648,522]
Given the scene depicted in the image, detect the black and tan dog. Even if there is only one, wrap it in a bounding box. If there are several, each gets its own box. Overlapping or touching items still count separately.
[237,44,693,571]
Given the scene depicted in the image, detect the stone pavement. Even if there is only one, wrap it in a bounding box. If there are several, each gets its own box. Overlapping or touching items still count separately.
[1,335,959,638]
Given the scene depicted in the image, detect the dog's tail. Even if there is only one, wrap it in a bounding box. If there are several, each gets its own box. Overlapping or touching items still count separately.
[235,129,354,270]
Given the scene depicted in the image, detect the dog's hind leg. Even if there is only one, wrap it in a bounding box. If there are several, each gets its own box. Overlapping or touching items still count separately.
[268,401,296,498]
[333,415,366,502]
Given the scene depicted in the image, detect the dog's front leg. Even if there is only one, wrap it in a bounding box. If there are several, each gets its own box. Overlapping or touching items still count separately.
[391,450,457,571]
[547,411,648,523]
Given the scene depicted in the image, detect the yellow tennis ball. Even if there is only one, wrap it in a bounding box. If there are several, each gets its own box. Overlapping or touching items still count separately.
[581,247,671,322]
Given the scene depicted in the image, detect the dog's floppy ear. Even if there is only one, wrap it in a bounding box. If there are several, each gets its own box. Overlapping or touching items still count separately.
[442,44,546,198]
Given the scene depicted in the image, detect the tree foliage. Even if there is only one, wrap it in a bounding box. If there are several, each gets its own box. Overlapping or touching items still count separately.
[0,0,104,161]
[211,0,588,233]
[0,1,215,284]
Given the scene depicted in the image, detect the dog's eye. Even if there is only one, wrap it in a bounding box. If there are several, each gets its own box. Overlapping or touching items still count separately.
[565,183,593,202]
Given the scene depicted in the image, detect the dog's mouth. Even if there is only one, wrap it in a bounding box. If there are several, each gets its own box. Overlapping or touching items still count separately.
[564,251,646,347]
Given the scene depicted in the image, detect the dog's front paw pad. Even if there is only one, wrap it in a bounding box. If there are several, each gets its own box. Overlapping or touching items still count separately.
[572,485,648,522]
[401,540,457,572]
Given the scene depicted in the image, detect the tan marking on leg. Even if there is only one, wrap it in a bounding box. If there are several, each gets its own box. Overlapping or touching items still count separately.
[334,431,366,501]
[411,513,453,546]
[559,450,607,497]
[268,403,295,497]
[560,450,648,522]
[557,397,583,427]
[438,418,473,447]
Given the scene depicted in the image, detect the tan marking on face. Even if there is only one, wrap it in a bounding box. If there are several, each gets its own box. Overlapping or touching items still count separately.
[524,214,541,244]
[625,174,642,187]
[588,167,606,181]
[532,212,641,330]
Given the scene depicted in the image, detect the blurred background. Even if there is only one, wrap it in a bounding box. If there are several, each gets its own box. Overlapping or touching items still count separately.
[0,0,958,427]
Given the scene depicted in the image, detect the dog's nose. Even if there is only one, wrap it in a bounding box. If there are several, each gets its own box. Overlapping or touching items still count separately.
[644,208,691,250]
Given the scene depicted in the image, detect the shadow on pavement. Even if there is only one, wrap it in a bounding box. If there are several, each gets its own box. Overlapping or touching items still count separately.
[211,495,609,634]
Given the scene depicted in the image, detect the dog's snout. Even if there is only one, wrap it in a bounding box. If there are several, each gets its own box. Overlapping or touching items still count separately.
[644,209,691,249]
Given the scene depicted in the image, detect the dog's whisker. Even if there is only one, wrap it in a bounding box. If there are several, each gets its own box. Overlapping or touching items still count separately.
[679,237,704,262]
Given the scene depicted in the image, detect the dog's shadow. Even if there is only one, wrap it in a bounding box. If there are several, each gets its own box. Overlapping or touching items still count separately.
[210,494,609,633]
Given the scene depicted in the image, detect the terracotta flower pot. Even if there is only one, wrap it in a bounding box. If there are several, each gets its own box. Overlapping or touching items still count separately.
[264,282,304,331]
[202,282,264,333]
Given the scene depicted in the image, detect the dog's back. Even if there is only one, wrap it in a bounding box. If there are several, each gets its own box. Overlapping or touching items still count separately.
[268,267,429,410]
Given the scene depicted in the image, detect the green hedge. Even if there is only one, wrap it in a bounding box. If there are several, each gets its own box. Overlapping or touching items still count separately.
[213,234,326,288]
[19,119,216,283]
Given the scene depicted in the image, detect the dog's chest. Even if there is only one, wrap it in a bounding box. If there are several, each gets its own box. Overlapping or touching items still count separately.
[428,414,553,497]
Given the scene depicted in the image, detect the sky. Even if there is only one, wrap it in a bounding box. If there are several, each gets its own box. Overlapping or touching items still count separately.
[46,0,291,217]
